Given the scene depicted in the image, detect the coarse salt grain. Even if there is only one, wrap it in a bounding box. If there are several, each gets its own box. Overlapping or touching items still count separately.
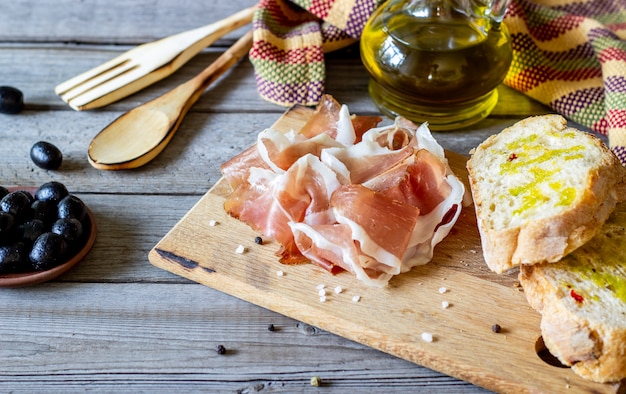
[209,219,217,226]
[352,295,361,302]
[421,332,433,342]
[319,296,327,303]
[235,245,245,254]
[334,286,343,294]
[441,301,450,309]
[316,284,325,290]
[438,287,447,294]
[318,288,326,297]
[276,270,284,277]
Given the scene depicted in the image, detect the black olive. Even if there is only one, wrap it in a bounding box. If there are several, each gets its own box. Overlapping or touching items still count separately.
[29,232,67,270]
[31,199,56,225]
[0,191,32,219]
[16,190,34,204]
[0,86,24,114]
[0,186,9,200]
[18,219,46,245]
[51,217,83,243]
[34,181,68,204]
[30,141,63,170]
[0,242,27,273]
[57,194,86,221]
[0,212,14,235]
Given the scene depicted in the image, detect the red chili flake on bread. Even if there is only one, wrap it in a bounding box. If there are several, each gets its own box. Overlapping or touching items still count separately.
[507,153,518,161]
[570,289,584,303]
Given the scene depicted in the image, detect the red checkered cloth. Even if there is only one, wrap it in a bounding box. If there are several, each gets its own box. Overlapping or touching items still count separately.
[249,0,626,163]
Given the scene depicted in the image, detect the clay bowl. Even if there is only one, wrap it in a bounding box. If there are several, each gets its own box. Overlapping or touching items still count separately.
[0,187,97,288]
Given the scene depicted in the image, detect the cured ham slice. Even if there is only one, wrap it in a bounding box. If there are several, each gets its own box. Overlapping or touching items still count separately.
[331,184,419,270]
[221,95,464,287]
[298,95,382,142]
[274,154,341,226]
[289,222,394,285]
[321,117,418,184]
[224,168,303,262]
[220,144,269,189]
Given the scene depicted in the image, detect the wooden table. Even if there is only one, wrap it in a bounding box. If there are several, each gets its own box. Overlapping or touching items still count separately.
[0,1,587,392]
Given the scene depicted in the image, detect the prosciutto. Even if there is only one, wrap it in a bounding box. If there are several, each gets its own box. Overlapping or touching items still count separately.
[220,95,465,287]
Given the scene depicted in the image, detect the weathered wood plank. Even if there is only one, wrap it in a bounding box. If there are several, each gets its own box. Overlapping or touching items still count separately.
[0,110,522,194]
[0,1,603,392]
[0,0,259,44]
[0,282,488,393]
[0,44,550,117]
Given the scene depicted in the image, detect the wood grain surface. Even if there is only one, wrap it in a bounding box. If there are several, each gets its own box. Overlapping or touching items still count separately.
[149,105,622,393]
[2,1,612,392]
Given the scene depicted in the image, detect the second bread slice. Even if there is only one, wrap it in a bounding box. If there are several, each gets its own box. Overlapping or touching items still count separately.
[467,115,626,273]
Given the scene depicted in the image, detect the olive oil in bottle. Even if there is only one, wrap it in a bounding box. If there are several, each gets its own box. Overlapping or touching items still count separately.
[360,0,512,130]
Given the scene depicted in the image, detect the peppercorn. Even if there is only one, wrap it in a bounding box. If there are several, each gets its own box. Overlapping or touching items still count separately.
[491,324,502,333]
[254,236,263,245]
[216,345,226,355]
[267,324,275,332]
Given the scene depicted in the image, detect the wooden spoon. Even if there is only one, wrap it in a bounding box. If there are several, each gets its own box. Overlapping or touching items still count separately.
[88,31,253,170]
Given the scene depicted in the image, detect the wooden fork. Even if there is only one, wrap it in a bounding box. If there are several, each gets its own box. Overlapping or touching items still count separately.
[55,6,255,111]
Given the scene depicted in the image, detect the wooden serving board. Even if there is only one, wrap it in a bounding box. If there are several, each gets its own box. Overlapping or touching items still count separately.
[149,106,622,393]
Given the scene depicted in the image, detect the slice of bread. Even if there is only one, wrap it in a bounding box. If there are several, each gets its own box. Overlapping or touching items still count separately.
[467,114,626,273]
[519,203,626,383]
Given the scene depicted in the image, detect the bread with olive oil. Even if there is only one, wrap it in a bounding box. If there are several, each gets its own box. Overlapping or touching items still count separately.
[466,114,626,273]
[519,202,626,383]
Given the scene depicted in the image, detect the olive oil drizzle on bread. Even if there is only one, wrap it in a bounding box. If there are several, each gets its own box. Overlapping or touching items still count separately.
[467,114,626,273]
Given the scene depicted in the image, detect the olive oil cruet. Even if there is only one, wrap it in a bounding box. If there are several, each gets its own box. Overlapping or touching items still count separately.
[360,0,512,130]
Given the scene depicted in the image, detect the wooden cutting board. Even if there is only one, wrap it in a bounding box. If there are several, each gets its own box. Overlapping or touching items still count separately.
[148,106,622,393]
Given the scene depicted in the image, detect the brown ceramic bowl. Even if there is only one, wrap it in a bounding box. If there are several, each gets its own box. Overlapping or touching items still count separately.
[0,187,97,288]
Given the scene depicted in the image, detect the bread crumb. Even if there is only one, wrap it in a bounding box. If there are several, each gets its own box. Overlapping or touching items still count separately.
[334,286,343,294]
[235,245,245,254]
[421,332,434,342]
[352,295,361,302]
[310,376,322,386]
[209,219,217,226]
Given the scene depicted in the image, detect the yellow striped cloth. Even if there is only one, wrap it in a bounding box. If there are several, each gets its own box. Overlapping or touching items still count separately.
[250,0,626,163]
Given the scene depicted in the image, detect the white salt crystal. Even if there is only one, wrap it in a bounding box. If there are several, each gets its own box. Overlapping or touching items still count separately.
[235,245,245,254]
[421,332,433,342]
[441,301,450,309]
[319,296,327,303]
[352,295,361,302]
[334,286,343,294]
[438,287,447,294]
[276,270,284,277]
[208,219,217,226]
[318,288,326,297]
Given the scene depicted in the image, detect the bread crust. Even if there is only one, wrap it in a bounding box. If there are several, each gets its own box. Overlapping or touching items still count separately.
[519,204,626,383]
[467,115,626,274]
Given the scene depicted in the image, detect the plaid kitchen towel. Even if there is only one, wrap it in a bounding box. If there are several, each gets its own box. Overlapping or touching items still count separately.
[249,0,626,163]
[504,0,626,164]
